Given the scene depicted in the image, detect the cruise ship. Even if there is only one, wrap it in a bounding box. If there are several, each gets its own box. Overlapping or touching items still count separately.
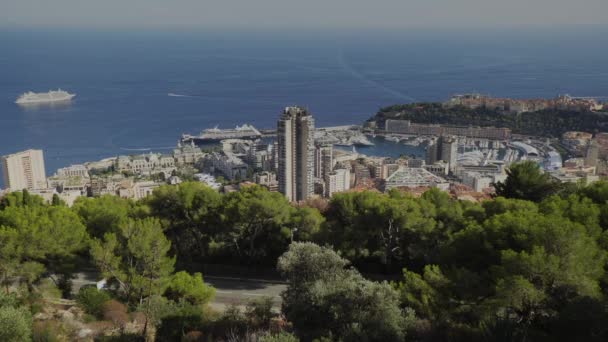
[15,89,76,104]
[182,124,262,144]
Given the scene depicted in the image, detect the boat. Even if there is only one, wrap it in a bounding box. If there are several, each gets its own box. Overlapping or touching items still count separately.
[182,124,262,144]
[15,89,75,104]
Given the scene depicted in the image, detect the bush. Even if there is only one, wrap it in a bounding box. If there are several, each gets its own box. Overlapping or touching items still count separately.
[211,305,248,339]
[0,306,32,342]
[155,303,204,342]
[259,332,300,342]
[76,286,111,319]
[0,291,18,308]
[103,300,129,328]
[246,297,275,329]
[164,271,215,305]
[32,321,68,342]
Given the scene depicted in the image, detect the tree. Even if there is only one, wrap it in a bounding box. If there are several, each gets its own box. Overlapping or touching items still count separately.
[90,218,175,304]
[221,185,294,263]
[322,191,436,269]
[0,190,45,209]
[289,207,324,242]
[72,195,142,238]
[397,197,607,340]
[0,205,88,293]
[164,271,215,305]
[146,182,222,261]
[494,161,559,202]
[278,242,412,341]
[90,218,177,336]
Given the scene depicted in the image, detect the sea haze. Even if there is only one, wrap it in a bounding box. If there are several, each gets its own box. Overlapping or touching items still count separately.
[1,28,607,186]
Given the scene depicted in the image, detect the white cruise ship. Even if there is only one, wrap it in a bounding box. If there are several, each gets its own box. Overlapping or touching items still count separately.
[15,89,76,104]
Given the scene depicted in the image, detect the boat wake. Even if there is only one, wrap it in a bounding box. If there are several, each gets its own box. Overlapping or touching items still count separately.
[120,147,151,151]
[168,93,200,98]
[120,146,175,152]
[337,50,416,102]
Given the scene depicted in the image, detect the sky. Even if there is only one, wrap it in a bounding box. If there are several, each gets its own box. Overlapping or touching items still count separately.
[2,0,608,30]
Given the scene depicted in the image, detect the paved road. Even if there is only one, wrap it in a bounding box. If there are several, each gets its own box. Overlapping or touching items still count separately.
[68,272,286,310]
[205,275,286,310]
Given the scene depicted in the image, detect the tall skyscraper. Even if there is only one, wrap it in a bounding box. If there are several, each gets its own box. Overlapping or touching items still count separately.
[440,136,458,171]
[426,138,439,165]
[277,106,315,202]
[586,139,599,168]
[1,149,47,191]
[314,143,333,180]
[426,136,458,172]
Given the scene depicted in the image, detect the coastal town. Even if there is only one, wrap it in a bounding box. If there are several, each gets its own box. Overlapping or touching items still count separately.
[2,94,606,205]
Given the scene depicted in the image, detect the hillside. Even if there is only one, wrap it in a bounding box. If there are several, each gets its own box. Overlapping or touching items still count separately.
[369,103,608,137]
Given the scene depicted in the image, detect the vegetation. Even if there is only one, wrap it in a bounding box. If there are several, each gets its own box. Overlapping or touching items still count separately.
[3,168,608,340]
[279,243,414,341]
[76,286,111,319]
[370,102,608,136]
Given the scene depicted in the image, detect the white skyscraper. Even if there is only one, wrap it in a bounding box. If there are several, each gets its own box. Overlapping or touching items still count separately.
[325,168,350,197]
[1,149,47,191]
[277,106,315,202]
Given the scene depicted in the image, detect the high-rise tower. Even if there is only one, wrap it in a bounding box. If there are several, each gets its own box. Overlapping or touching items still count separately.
[277,106,315,202]
[1,149,47,191]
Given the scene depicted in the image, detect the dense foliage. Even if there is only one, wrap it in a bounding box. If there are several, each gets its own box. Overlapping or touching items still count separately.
[370,102,608,136]
[3,169,608,340]
[279,243,414,341]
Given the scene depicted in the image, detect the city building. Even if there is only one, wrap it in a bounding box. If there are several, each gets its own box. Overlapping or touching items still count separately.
[325,168,351,197]
[586,140,599,168]
[426,138,439,165]
[193,173,221,190]
[383,167,449,191]
[246,141,275,172]
[426,136,458,172]
[385,119,511,140]
[424,161,449,177]
[56,164,89,178]
[407,158,425,168]
[277,106,315,202]
[1,149,47,191]
[29,188,83,207]
[445,94,603,114]
[460,172,506,192]
[440,136,458,171]
[314,144,333,180]
[206,152,248,180]
[254,171,279,192]
[544,151,563,171]
[173,141,205,165]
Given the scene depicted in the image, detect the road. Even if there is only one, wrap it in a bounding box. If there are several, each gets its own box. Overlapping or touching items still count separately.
[68,271,286,310]
[205,275,286,310]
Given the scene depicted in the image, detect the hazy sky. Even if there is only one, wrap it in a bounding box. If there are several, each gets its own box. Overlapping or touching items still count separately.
[2,0,608,29]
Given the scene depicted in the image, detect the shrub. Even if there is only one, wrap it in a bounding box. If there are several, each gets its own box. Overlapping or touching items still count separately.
[103,300,129,328]
[246,296,275,329]
[0,306,32,342]
[32,321,68,342]
[164,271,215,305]
[155,303,204,342]
[76,286,111,319]
[258,332,300,342]
[0,291,18,308]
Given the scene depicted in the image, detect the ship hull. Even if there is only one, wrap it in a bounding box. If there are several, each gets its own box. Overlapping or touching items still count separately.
[182,134,262,144]
[16,94,76,104]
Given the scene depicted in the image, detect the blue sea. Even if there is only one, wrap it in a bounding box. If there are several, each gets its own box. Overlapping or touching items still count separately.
[1,28,608,188]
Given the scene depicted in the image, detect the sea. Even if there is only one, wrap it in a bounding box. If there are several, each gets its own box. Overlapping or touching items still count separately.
[1,27,608,188]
